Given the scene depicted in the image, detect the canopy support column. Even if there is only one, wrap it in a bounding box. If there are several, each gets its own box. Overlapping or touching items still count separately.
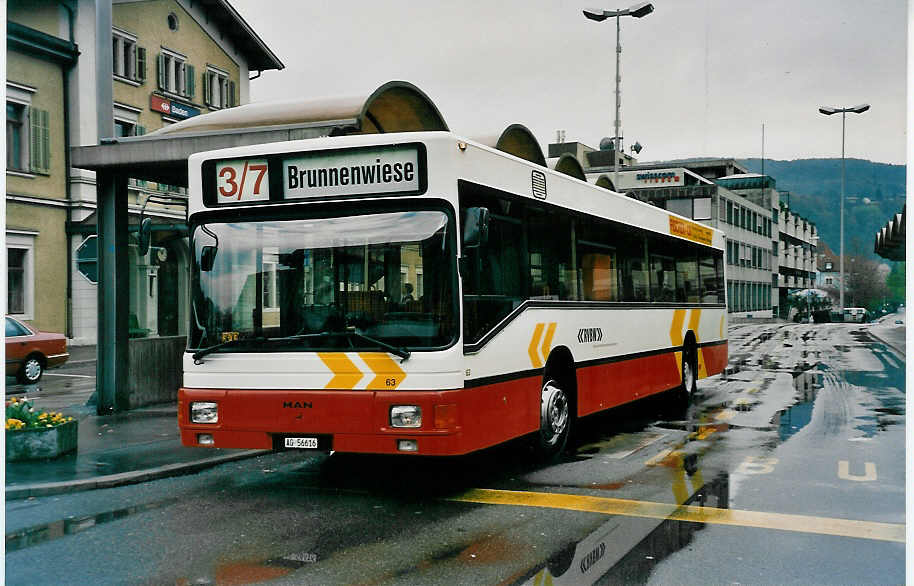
[96,172,130,413]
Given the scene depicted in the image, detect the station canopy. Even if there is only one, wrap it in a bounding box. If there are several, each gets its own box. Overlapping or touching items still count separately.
[71,81,449,186]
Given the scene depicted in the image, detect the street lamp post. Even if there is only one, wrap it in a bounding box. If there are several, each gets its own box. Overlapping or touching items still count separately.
[817,103,869,316]
[584,2,654,189]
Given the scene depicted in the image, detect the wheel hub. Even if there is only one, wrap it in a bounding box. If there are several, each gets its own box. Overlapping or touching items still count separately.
[541,383,569,445]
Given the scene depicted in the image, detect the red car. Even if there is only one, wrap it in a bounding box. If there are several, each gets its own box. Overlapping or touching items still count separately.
[5,316,69,384]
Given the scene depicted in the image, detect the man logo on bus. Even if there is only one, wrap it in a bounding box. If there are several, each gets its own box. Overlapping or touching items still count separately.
[283,401,313,409]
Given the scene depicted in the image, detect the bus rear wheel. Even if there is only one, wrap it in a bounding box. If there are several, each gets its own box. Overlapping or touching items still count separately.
[678,346,697,407]
[536,379,570,459]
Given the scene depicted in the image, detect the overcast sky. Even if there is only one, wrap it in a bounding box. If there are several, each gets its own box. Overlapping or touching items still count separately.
[232,0,907,165]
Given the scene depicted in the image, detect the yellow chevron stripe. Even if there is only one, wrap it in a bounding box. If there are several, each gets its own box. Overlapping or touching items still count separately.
[360,352,406,390]
[318,353,363,389]
[528,323,545,368]
[687,309,708,378]
[670,309,686,380]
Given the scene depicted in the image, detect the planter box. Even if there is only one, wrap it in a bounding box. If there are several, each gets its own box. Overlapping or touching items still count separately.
[6,420,78,461]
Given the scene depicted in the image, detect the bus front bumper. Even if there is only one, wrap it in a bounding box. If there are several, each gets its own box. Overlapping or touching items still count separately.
[178,384,540,456]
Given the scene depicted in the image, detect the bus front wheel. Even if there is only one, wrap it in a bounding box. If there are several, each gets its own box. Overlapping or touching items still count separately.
[537,379,570,459]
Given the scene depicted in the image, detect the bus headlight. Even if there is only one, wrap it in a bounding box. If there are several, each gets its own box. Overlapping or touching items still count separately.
[390,405,421,428]
[191,401,219,424]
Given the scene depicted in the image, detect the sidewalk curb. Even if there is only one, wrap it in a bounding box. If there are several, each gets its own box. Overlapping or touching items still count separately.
[868,330,905,358]
[5,449,269,500]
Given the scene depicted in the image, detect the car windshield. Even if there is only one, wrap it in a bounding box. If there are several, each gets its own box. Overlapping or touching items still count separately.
[190,208,456,353]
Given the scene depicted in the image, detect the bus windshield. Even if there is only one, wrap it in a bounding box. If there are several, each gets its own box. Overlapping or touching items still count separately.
[190,209,456,354]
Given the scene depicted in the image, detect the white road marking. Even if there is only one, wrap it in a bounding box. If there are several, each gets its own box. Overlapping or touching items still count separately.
[43,373,95,379]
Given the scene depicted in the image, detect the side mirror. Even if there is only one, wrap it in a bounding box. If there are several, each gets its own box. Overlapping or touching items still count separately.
[463,207,490,248]
[200,245,217,272]
[137,218,153,256]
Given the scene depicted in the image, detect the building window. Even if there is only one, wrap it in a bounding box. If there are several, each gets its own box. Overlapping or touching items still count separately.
[7,102,26,171]
[7,232,36,319]
[7,103,49,175]
[693,197,712,220]
[167,12,179,31]
[157,50,194,98]
[8,248,26,314]
[726,200,733,224]
[666,198,691,218]
[203,66,235,109]
[113,29,146,83]
[76,236,98,284]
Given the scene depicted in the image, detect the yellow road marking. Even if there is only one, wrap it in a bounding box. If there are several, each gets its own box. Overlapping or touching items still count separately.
[318,352,363,389]
[448,488,905,543]
[528,323,546,368]
[359,352,406,390]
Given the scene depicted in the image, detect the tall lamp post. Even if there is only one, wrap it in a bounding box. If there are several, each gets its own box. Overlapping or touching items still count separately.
[584,2,654,189]
[817,103,869,316]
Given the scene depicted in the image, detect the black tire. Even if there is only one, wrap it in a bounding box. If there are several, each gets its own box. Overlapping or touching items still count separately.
[535,378,571,460]
[678,346,697,407]
[18,354,44,384]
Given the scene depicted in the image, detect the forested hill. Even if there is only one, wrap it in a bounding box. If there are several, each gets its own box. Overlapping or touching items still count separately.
[738,158,905,260]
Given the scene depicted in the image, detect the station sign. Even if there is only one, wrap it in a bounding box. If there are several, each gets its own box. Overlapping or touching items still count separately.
[150,95,201,119]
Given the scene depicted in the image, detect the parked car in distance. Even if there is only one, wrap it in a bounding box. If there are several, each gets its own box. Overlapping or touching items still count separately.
[5,316,69,384]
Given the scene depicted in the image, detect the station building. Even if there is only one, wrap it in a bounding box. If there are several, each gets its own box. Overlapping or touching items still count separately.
[6,0,282,343]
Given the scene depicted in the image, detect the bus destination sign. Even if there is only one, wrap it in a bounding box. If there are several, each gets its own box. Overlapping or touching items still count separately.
[283,145,420,199]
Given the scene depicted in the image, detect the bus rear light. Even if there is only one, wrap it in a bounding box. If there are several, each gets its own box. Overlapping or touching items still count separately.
[434,404,457,429]
[390,405,421,428]
[397,439,418,452]
[191,401,219,424]
[197,433,214,445]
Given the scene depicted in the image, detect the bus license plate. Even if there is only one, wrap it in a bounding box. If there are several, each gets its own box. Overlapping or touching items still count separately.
[284,437,318,449]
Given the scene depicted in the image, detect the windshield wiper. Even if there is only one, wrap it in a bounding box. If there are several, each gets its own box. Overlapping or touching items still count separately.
[192,337,264,364]
[191,330,410,363]
[341,328,411,363]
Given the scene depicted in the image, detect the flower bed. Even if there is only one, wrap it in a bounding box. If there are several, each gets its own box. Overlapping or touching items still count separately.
[6,397,78,461]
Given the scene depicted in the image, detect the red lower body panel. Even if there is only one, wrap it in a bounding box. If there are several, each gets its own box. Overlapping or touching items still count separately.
[179,382,542,456]
[179,343,728,456]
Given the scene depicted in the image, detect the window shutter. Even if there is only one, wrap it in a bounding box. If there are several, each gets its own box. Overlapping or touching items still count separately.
[137,47,146,82]
[29,108,50,174]
[202,71,210,105]
[29,106,40,172]
[157,53,165,89]
[40,109,50,172]
[135,125,146,136]
[185,64,195,98]
[228,80,236,107]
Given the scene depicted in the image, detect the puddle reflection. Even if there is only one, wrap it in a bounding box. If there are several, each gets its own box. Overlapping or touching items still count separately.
[772,371,820,442]
[5,498,178,553]
[518,473,729,585]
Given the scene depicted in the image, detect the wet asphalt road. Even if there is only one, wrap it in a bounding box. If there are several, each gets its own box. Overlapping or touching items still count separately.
[5,320,905,585]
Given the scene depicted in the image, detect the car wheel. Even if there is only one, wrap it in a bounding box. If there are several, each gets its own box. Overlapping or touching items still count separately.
[18,354,44,384]
[536,379,571,460]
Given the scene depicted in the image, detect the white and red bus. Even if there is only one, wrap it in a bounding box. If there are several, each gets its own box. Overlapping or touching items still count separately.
[179,130,727,458]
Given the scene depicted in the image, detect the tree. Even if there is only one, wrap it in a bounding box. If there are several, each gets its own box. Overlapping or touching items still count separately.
[845,254,889,311]
[886,262,905,305]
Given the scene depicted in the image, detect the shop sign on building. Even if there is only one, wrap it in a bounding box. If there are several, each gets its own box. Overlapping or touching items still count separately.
[150,95,201,119]
[613,168,686,190]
